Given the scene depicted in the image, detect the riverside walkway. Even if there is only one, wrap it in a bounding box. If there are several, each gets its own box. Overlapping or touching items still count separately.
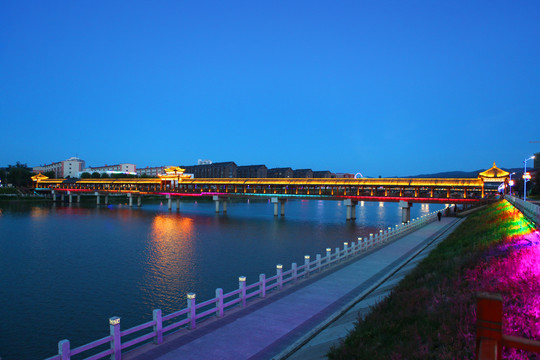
[126,217,461,360]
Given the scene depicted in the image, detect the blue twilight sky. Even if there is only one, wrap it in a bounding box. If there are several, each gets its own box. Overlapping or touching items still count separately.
[1,1,539,176]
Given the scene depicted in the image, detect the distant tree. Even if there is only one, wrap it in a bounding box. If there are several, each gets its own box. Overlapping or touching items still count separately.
[43,171,56,178]
[7,162,32,186]
[80,172,91,179]
[91,172,101,178]
[0,168,6,185]
[101,173,110,178]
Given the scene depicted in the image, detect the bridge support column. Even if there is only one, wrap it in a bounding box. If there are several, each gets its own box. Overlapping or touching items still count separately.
[213,196,228,213]
[128,193,133,207]
[77,194,80,203]
[68,191,72,204]
[166,194,172,210]
[105,194,109,205]
[271,197,286,217]
[399,200,412,223]
[175,198,179,211]
[52,190,56,201]
[61,194,65,202]
[95,192,100,205]
[138,196,142,207]
[344,199,358,221]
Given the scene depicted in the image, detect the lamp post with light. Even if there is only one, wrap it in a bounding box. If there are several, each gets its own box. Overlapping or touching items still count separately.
[523,155,535,201]
[508,172,516,195]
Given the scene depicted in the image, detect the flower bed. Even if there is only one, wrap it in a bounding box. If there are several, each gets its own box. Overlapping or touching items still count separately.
[328,201,539,359]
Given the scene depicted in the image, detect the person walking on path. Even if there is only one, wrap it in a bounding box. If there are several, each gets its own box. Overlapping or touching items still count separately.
[437,211,442,221]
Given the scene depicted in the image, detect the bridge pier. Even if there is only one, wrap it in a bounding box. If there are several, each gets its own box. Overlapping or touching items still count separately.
[213,196,228,213]
[95,192,100,205]
[68,191,72,204]
[399,200,412,223]
[344,199,358,221]
[128,193,133,207]
[61,194,65,202]
[138,196,142,207]
[105,194,109,205]
[77,194,80,203]
[51,190,56,202]
[175,198,179,211]
[166,194,172,210]
[271,197,286,217]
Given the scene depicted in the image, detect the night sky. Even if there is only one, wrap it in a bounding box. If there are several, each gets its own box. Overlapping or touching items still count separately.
[1,1,539,176]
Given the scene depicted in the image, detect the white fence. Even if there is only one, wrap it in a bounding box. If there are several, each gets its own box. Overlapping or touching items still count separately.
[506,195,540,225]
[44,207,449,360]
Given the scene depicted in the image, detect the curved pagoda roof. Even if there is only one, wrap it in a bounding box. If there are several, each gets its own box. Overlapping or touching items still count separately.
[478,162,509,182]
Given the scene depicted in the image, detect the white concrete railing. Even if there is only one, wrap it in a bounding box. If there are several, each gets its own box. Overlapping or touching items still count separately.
[506,195,540,225]
[44,206,451,360]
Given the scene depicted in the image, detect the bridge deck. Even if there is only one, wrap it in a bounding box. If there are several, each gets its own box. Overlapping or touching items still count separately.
[126,217,459,360]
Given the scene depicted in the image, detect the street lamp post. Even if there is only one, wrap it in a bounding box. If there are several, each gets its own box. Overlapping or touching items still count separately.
[523,156,535,201]
[509,172,515,195]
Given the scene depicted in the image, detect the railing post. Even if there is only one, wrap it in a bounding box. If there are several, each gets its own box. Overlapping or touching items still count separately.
[216,288,224,317]
[326,247,332,262]
[334,247,340,260]
[291,262,297,282]
[304,255,310,277]
[58,339,70,360]
[239,276,247,306]
[187,293,196,329]
[316,254,321,270]
[276,265,283,290]
[369,233,373,247]
[109,316,121,360]
[259,274,266,298]
[476,292,503,360]
[379,230,383,244]
[152,309,163,345]
[343,242,348,257]
[388,227,392,241]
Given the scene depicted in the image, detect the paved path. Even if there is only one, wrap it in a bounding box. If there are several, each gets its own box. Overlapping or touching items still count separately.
[127,217,461,360]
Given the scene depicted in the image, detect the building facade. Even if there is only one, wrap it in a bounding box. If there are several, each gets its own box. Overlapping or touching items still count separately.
[136,166,170,177]
[267,167,294,178]
[33,157,85,178]
[82,163,136,176]
[293,169,313,178]
[313,170,333,178]
[181,162,237,178]
[237,165,268,178]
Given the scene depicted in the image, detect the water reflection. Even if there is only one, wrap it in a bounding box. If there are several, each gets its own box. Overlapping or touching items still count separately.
[139,214,196,313]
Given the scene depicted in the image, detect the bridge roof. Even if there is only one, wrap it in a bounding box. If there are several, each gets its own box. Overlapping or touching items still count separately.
[478,162,509,182]
[33,177,484,187]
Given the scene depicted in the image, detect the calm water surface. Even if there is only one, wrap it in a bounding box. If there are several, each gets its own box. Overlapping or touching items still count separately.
[0,198,445,359]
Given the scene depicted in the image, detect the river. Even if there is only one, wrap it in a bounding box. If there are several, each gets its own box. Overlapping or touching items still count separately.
[0,198,445,359]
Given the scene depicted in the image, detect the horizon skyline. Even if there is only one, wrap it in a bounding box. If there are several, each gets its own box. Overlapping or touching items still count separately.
[1,1,539,176]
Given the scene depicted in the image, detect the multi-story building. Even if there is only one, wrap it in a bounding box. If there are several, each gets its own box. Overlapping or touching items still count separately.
[181,162,237,178]
[267,167,294,178]
[293,169,313,178]
[237,165,267,178]
[33,157,85,178]
[334,173,355,178]
[313,170,333,178]
[81,163,136,176]
[136,166,170,177]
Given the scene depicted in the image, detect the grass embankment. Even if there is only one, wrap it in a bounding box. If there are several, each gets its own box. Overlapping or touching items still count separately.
[328,201,539,359]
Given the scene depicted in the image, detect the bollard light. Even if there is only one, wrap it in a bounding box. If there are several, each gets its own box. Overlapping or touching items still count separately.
[304,255,310,260]
[239,276,246,282]
[344,242,348,246]
[327,247,332,252]
[276,264,282,269]
[109,317,120,326]
[187,293,196,299]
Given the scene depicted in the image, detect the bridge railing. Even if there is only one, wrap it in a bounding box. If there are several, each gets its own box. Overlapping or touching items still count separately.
[44,207,450,360]
[505,195,540,225]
